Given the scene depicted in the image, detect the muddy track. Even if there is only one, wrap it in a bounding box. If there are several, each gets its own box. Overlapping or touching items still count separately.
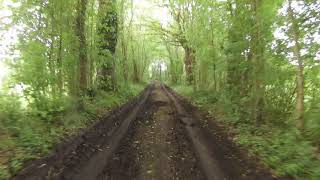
[15,85,153,180]
[15,83,277,180]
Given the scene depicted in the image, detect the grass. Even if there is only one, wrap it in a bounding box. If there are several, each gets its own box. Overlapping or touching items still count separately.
[0,83,145,179]
[173,85,320,179]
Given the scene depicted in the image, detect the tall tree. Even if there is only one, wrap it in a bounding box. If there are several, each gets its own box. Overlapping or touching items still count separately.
[251,0,266,125]
[287,0,304,131]
[225,0,252,118]
[119,0,129,82]
[75,0,89,94]
[97,0,118,90]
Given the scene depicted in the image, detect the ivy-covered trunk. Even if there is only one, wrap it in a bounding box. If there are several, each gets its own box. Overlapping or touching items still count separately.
[184,46,195,85]
[97,0,118,91]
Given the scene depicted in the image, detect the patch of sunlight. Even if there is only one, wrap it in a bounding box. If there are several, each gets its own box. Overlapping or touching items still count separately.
[148,59,168,78]
[132,0,171,26]
[0,0,21,89]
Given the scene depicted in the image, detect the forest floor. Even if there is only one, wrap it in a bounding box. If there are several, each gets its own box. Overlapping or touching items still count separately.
[14,82,278,180]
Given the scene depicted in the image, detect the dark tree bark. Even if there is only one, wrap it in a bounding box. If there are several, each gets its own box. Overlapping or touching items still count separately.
[75,0,88,94]
[132,47,139,83]
[213,63,217,91]
[57,32,63,93]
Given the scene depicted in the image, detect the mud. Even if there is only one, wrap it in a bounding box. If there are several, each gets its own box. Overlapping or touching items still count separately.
[164,85,278,180]
[99,84,204,180]
[15,83,278,180]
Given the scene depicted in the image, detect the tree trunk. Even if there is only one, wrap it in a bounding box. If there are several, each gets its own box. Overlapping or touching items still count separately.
[48,2,57,97]
[121,34,128,82]
[57,32,63,93]
[75,0,88,94]
[88,0,95,88]
[226,0,242,100]
[288,0,305,131]
[164,42,177,84]
[48,33,56,96]
[251,0,265,126]
[132,56,139,83]
[130,18,139,83]
[119,0,128,83]
[213,63,217,91]
[97,0,118,91]
[184,46,195,85]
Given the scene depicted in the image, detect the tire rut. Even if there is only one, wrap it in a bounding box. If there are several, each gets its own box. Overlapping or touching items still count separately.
[99,84,204,180]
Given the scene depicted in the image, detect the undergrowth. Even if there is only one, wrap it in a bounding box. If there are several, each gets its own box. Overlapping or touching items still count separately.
[174,85,320,180]
[0,83,145,179]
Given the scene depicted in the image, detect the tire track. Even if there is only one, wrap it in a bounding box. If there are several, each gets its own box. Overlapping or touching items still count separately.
[99,83,204,180]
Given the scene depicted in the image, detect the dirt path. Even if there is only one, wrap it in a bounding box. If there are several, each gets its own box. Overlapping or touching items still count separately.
[15,83,277,180]
[99,84,204,180]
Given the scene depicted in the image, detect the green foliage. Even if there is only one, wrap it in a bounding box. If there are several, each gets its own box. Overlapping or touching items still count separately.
[0,165,9,180]
[0,94,22,130]
[236,128,319,178]
[84,83,145,115]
